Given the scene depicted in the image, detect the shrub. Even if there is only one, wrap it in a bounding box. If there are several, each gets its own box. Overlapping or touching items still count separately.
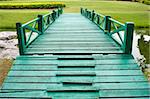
[0,2,66,9]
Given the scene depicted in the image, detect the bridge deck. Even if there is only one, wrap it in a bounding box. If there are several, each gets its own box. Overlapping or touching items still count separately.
[25,14,123,54]
[0,13,149,98]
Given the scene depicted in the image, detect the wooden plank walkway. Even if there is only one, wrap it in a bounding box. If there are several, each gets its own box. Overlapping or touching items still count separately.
[25,14,123,54]
[0,8,149,98]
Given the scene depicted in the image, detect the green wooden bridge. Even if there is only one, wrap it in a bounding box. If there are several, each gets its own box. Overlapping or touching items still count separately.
[0,8,149,98]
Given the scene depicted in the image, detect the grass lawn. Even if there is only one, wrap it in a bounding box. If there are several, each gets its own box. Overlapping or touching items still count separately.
[0,9,49,30]
[0,0,149,29]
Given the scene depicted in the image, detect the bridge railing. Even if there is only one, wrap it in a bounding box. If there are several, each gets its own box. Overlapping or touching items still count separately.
[16,8,63,55]
[81,8,134,54]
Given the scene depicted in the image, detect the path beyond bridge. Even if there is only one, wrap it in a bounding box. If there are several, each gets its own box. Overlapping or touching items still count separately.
[0,8,149,98]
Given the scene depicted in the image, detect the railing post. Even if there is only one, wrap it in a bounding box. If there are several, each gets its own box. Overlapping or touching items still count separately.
[16,23,25,55]
[124,22,134,54]
[38,15,44,34]
[58,8,63,15]
[85,9,87,17]
[97,15,100,25]
[104,16,111,33]
[87,11,89,18]
[91,10,95,21]
[80,8,83,14]
[60,7,63,14]
[57,9,60,17]
[89,11,91,19]
[52,10,56,21]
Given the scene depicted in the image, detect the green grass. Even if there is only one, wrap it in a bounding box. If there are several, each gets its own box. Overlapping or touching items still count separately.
[0,9,49,29]
[0,0,149,29]
[64,1,149,28]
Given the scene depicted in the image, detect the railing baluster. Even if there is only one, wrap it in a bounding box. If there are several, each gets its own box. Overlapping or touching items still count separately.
[91,10,95,22]
[47,15,50,24]
[104,16,111,33]
[22,28,26,45]
[124,22,134,54]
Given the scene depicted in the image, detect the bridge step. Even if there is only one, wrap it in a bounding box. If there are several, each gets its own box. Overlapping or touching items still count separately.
[0,54,149,98]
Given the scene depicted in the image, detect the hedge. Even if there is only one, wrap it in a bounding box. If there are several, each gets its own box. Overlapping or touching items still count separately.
[0,2,66,9]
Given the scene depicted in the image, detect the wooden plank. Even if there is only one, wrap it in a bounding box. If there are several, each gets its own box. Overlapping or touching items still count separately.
[26,47,121,51]
[12,65,57,71]
[42,33,105,36]
[96,59,136,64]
[16,54,132,59]
[93,82,150,90]
[93,54,133,59]
[25,50,123,54]
[0,91,99,98]
[5,76,147,83]
[29,43,116,47]
[8,71,56,77]
[99,89,150,97]
[32,42,115,45]
[35,37,108,41]
[0,91,50,98]
[1,83,61,90]
[8,70,143,77]
[95,64,139,70]
[14,59,136,65]
[44,31,103,33]
[11,64,139,71]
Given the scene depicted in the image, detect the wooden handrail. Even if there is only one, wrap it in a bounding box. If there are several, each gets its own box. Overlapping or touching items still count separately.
[81,8,134,54]
[16,8,63,55]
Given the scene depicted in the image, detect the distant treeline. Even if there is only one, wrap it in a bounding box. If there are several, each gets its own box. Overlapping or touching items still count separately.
[0,2,66,9]
[115,0,149,5]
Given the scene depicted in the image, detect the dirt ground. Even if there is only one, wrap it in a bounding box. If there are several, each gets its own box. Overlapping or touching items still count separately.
[0,59,13,86]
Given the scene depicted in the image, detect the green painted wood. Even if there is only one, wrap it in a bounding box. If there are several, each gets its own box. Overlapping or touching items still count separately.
[0,91,99,99]
[23,14,123,54]
[32,43,118,48]
[2,83,62,90]
[99,89,150,98]
[25,50,124,54]
[16,23,25,55]
[93,82,149,90]
[16,54,132,59]
[7,70,143,77]
[10,64,140,71]
[0,12,149,98]
[5,76,147,83]
[0,91,50,98]
[13,59,136,65]
[124,22,134,54]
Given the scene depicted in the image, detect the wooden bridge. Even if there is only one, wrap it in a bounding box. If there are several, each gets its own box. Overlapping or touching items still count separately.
[0,8,149,98]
